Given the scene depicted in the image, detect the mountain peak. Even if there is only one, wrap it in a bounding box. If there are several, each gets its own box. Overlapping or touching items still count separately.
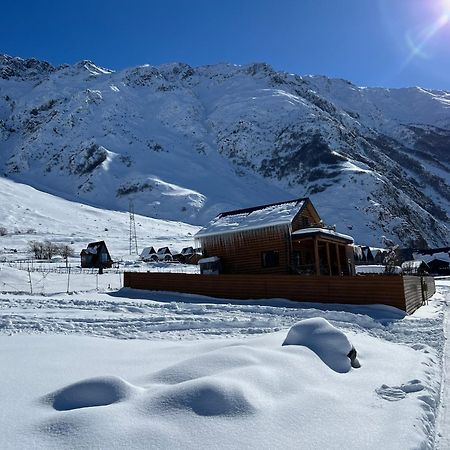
[0,55,448,247]
[0,54,55,80]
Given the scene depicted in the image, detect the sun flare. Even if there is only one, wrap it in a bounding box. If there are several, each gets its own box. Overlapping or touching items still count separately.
[441,0,450,19]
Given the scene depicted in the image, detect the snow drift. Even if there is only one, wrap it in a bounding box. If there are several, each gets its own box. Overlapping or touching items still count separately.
[282,317,360,373]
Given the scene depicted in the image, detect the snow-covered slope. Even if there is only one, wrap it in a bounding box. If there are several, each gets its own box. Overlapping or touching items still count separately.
[0,176,199,259]
[1,55,449,247]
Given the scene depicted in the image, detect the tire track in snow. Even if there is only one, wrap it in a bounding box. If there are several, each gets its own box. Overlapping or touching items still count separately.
[0,291,445,347]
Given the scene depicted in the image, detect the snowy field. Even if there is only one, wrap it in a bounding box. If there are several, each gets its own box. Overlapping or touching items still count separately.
[1,177,449,449]
[1,262,449,449]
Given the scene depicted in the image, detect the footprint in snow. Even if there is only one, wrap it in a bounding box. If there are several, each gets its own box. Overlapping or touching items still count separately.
[376,379,424,401]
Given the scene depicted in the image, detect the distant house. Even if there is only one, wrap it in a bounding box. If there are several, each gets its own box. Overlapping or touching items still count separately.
[401,260,429,276]
[413,247,450,275]
[181,246,195,257]
[140,246,158,262]
[428,259,450,275]
[195,198,355,276]
[157,247,172,261]
[173,246,198,264]
[80,241,113,269]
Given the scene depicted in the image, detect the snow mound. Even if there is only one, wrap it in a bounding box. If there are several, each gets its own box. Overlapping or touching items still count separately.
[45,376,136,411]
[282,317,359,373]
[149,348,259,385]
[149,378,256,417]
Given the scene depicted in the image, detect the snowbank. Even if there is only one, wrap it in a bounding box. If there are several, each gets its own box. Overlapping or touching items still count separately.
[282,317,359,373]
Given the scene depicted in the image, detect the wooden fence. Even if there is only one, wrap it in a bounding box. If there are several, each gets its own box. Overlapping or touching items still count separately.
[124,273,436,314]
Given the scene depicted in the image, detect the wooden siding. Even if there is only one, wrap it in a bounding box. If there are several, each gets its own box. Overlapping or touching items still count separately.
[291,202,322,231]
[124,273,436,314]
[199,225,291,274]
[403,276,436,314]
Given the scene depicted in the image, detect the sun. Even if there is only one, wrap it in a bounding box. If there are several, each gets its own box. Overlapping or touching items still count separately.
[441,0,450,19]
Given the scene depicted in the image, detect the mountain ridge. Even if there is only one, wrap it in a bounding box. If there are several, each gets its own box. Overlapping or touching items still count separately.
[1,54,449,248]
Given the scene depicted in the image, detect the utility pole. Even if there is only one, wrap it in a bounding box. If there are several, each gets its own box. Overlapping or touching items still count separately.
[129,200,138,255]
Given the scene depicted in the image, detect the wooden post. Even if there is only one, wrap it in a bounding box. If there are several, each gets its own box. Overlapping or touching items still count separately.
[314,237,320,276]
[326,242,332,276]
[336,244,342,276]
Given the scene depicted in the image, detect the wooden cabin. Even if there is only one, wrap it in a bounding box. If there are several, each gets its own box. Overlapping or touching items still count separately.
[80,241,113,269]
[140,246,158,262]
[195,198,355,276]
[157,247,173,261]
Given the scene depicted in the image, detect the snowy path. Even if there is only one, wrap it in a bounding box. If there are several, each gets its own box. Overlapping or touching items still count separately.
[436,282,450,450]
[0,288,444,346]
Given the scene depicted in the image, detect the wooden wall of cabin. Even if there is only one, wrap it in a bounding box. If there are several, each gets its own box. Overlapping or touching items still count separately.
[291,203,322,232]
[199,225,291,274]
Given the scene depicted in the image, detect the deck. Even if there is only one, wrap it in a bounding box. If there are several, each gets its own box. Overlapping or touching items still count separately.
[123,273,436,314]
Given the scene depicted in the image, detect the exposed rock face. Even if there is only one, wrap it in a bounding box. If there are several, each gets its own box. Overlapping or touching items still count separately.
[0,55,449,247]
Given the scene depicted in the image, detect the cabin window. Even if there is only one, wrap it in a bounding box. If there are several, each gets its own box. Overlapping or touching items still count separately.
[101,252,108,263]
[301,216,310,227]
[261,251,279,268]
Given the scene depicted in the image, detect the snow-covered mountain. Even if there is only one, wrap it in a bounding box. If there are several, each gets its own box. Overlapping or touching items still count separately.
[0,54,449,248]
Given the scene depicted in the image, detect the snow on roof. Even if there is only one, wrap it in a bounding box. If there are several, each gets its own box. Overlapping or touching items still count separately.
[140,247,156,258]
[401,260,428,269]
[413,252,450,264]
[195,199,306,238]
[198,256,220,264]
[355,265,402,274]
[291,227,354,243]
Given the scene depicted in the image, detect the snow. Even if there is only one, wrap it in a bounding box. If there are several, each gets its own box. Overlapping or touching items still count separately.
[291,227,354,243]
[1,264,449,449]
[198,256,220,264]
[0,176,200,260]
[0,91,448,446]
[415,252,450,264]
[355,265,402,274]
[0,56,449,246]
[402,260,427,270]
[196,200,305,238]
[282,317,356,373]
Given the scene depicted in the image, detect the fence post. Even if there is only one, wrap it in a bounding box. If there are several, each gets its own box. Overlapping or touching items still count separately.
[27,264,33,295]
[67,266,71,294]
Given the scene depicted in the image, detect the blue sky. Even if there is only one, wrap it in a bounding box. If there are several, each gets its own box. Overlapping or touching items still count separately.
[2,0,450,89]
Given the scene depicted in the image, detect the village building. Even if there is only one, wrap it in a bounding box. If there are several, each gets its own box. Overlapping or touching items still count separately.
[140,246,157,262]
[413,247,450,276]
[173,246,201,264]
[80,241,113,269]
[401,260,430,276]
[157,247,172,261]
[194,198,355,276]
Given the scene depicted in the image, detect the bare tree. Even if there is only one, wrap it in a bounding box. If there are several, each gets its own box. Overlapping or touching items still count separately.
[59,244,75,267]
[28,241,45,259]
[43,241,60,259]
[384,244,400,275]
